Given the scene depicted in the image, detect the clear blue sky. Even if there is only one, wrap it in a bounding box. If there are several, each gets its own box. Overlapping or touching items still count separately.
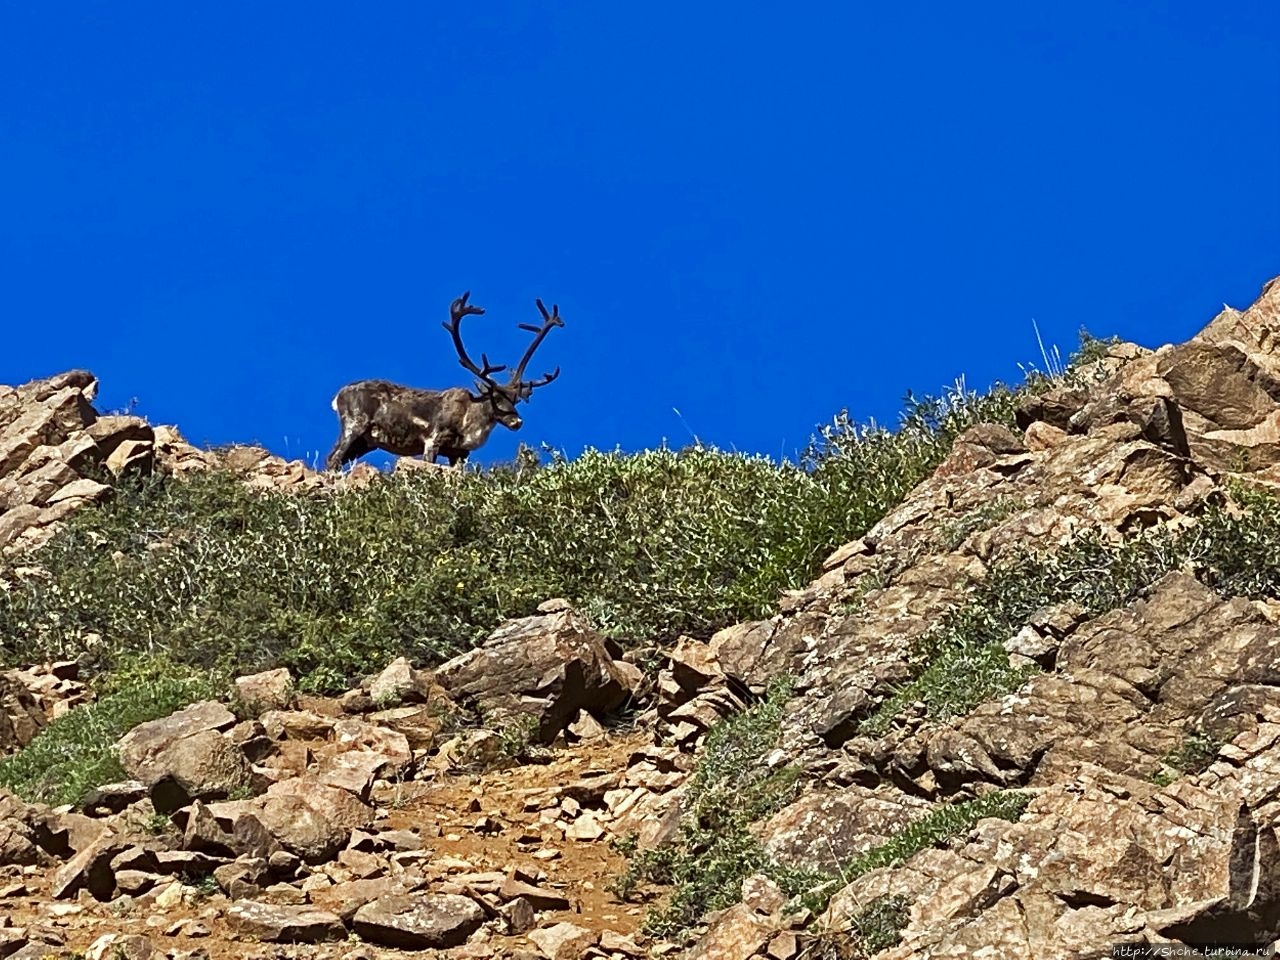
[3,3,1278,467]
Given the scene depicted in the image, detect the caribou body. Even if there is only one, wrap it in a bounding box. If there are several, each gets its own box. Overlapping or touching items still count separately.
[326,292,563,470]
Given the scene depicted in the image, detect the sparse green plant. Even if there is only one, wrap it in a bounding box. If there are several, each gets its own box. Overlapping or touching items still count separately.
[613,678,805,938]
[143,812,173,835]
[863,484,1280,734]
[1070,328,1124,371]
[1151,729,1225,786]
[801,790,1032,917]
[938,496,1027,552]
[845,894,911,956]
[496,714,545,763]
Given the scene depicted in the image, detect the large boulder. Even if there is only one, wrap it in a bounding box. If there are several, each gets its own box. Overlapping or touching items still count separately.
[352,893,486,950]
[434,609,637,741]
[116,701,248,813]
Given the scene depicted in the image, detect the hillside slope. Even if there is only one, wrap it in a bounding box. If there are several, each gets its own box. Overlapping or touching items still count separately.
[0,273,1279,959]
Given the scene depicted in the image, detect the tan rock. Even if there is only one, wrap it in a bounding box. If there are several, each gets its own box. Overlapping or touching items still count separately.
[527,921,600,960]
[234,668,295,715]
[226,901,345,943]
[352,893,486,949]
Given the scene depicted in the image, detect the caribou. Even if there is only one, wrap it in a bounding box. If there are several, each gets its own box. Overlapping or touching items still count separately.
[325,292,564,470]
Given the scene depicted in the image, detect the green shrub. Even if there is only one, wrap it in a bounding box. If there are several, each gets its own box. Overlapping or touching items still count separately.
[1151,729,1224,786]
[0,375,1034,692]
[844,894,911,956]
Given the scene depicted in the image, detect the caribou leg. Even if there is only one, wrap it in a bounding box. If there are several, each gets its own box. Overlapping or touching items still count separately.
[326,424,371,471]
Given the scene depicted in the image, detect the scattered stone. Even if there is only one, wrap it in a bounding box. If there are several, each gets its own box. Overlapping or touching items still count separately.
[352,893,487,949]
[742,873,786,916]
[685,903,773,960]
[226,901,345,943]
[498,874,571,911]
[234,668,295,715]
[434,609,636,741]
[504,896,537,934]
[527,921,600,960]
[50,832,121,901]
[116,700,237,780]
[84,934,156,960]
[566,812,605,841]
[369,657,435,706]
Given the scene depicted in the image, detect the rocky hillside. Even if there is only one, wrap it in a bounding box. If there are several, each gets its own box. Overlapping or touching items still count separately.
[2,273,1280,959]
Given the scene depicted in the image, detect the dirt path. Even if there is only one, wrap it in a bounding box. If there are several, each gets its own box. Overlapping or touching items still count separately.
[0,730,655,959]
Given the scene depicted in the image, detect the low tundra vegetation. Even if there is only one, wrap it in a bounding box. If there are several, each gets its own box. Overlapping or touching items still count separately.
[0,379,1027,692]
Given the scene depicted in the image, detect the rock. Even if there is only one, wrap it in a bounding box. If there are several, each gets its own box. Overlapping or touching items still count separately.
[331,719,414,775]
[526,921,600,960]
[434,609,636,741]
[0,790,39,866]
[46,477,111,504]
[84,934,156,960]
[234,668,295,715]
[600,930,644,956]
[352,893,487,949]
[566,710,606,742]
[369,657,436,705]
[766,931,800,960]
[182,799,279,860]
[85,415,151,457]
[668,637,724,693]
[565,812,605,841]
[116,700,237,781]
[761,786,931,873]
[309,876,411,921]
[0,674,49,755]
[213,858,269,899]
[0,928,30,959]
[266,777,375,833]
[225,901,345,943]
[260,709,336,741]
[685,903,774,960]
[1014,384,1090,431]
[742,873,786,916]
[498,874,571,911]
[253,793,348,864]
[114,869,159,895]
[105,438,153,476]
[50,831,122,901]
[314,750,389,801]
[144,729,253,813]
[368,705,444,752]
[503,896,537,934]
[81,780,147,817]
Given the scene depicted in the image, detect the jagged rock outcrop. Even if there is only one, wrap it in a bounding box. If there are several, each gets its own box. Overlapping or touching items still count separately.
[0,661,90,756]
[0,369,356,556]
[631,274,1280,955]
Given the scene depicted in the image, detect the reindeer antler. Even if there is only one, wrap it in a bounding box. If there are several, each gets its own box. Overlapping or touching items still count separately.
[508,299,565,399]
[443,291,507,388]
